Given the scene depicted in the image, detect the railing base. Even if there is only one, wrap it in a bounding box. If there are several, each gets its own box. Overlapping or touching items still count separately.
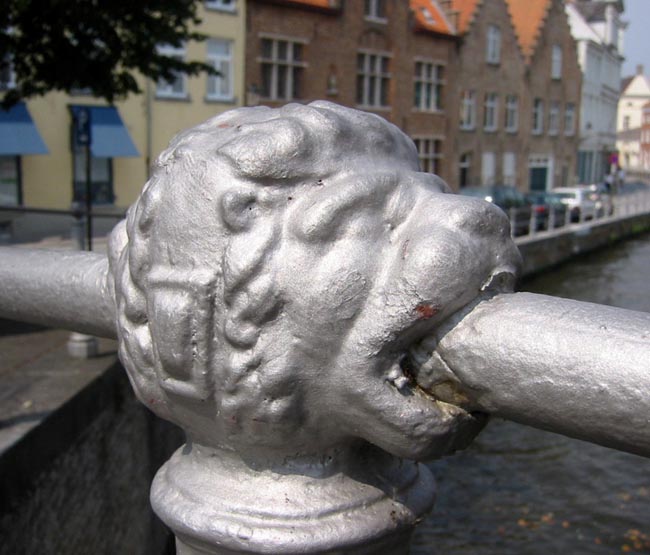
[151,443,436,554]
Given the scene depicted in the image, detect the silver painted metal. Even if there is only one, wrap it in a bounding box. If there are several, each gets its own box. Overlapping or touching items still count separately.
[413,292,650,458]
[0,101,648,553]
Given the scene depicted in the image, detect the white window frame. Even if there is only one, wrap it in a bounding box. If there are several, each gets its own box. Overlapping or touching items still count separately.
[460,90,476,130]
[364,0,387,23]
[413,60,444,112]
[505,95,518,132]
[532,98,544,135]
[565,103,576,136]
[551,45,562,79]
[503,152,516,186]
[259,36,307,102]
[484,92,498,132]
[413,136,443,174]
[356,50,391,109]
[481,152,496,186]
[205,0,236,12]
[156,44,188,99]
[206,38,234,102]
[486,25,501,65]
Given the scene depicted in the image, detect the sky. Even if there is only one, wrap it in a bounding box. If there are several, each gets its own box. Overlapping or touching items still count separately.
[621,0,650,77]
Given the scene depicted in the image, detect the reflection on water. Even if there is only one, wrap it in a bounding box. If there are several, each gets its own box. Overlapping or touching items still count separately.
[411,233,650,555]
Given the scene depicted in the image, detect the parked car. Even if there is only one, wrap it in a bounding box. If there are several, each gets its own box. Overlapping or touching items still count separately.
[584,184,613,216]
[553,187,598,222]
[526,191,568,229]
[459,185,532,236]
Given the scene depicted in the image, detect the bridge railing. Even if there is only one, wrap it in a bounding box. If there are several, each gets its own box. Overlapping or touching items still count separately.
[0,103,649,554]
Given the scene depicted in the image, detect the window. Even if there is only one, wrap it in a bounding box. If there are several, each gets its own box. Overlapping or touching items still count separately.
[503,152,516,186]
[260,37,306,101]
[413,137,443,174]
[548,101,560,135]
[205,0,236,11]
[73,148,114,205]
[206,39,234,101]
[0,156,20,205]
[459,153,471,187]
[532,98,544,135]
[484,93,498,131]
[460,90,476,130]
[481,152,496,185]
[414,61,443,112]
[356,52,391,108]
[623,115,630,130]
[505,95,518,132]
[565,103,576,136]
[364,0,386,22]
[486,25,501,64]
[156,44,187,99]
[551,45,562,79]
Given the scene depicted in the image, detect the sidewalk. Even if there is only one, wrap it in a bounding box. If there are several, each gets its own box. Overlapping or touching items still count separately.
[0,318,118,454]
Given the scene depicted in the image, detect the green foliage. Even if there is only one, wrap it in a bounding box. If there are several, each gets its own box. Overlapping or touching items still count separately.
[0,0,217,109]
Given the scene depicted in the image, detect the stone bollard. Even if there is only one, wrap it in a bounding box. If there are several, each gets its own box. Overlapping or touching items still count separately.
[0,102,649,554]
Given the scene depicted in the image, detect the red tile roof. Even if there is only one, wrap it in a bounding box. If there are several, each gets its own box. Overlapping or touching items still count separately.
[410,0,456,36]
[279,0,339,10]
[505,0,552,62]
[448,0,482,34]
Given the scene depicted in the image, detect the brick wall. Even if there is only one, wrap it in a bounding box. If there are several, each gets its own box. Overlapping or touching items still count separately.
[245,0,458,184]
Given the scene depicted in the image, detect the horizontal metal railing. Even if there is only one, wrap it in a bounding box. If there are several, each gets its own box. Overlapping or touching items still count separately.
[509,189,650,240]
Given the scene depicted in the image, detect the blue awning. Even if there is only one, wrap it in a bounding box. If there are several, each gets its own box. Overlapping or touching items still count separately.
[0,102,48,155]
[69,105,139,158]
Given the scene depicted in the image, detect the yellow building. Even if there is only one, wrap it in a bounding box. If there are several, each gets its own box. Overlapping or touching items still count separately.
[2,1,245,211]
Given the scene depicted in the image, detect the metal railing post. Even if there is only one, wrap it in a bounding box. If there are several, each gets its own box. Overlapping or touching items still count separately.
[0,103,649,554]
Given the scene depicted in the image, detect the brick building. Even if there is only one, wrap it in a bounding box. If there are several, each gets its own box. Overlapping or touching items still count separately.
[507,0,582,191]
[446,0,527,189]
[245,0,459,184]
[445,0,581,191]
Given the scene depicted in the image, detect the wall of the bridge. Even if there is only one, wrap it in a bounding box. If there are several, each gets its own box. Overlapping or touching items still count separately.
[0,362,183,555]
[517,212,650,277]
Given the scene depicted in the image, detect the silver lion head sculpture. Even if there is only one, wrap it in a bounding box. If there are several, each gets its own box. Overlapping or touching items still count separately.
[108,101,521,464]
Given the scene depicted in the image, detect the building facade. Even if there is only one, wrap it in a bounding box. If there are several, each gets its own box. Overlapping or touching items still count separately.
[447,0,527,189]
[507,0,582,191]
[245,0,459,185]
[617,66,650,173]
[566,0,625,185]
[1,2,246,210]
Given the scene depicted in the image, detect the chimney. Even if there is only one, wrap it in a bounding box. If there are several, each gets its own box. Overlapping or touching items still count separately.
[637,64,645,76]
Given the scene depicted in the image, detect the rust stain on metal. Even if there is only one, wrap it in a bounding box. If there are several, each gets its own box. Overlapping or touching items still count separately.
[415,303,439,319]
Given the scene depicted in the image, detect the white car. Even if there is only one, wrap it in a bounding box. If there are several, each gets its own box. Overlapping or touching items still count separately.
[552,187,598,222]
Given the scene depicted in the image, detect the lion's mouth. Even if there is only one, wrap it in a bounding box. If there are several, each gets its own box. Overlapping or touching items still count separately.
[391,272,515,408]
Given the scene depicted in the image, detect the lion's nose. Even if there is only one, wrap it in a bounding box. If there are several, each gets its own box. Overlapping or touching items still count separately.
[442,194,513,240]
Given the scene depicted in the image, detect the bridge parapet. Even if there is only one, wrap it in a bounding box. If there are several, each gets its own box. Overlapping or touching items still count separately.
[0,102,649,554]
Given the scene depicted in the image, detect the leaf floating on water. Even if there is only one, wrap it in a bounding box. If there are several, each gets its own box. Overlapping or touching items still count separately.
[562,521,571,529]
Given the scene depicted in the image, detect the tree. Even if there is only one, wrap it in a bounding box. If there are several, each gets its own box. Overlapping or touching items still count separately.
[0,0,217,109]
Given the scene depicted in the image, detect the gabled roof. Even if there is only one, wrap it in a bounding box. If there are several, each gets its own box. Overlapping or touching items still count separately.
[410,0,456,36]
[448,0,482,34]
[566,2,605,44]
[505,0,552,62]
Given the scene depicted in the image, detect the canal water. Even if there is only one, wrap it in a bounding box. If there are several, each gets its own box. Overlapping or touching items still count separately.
[411,232,650,554]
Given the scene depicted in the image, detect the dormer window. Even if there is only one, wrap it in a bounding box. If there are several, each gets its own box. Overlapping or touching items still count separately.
[364,0,386,23]
[486,25,501,65]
